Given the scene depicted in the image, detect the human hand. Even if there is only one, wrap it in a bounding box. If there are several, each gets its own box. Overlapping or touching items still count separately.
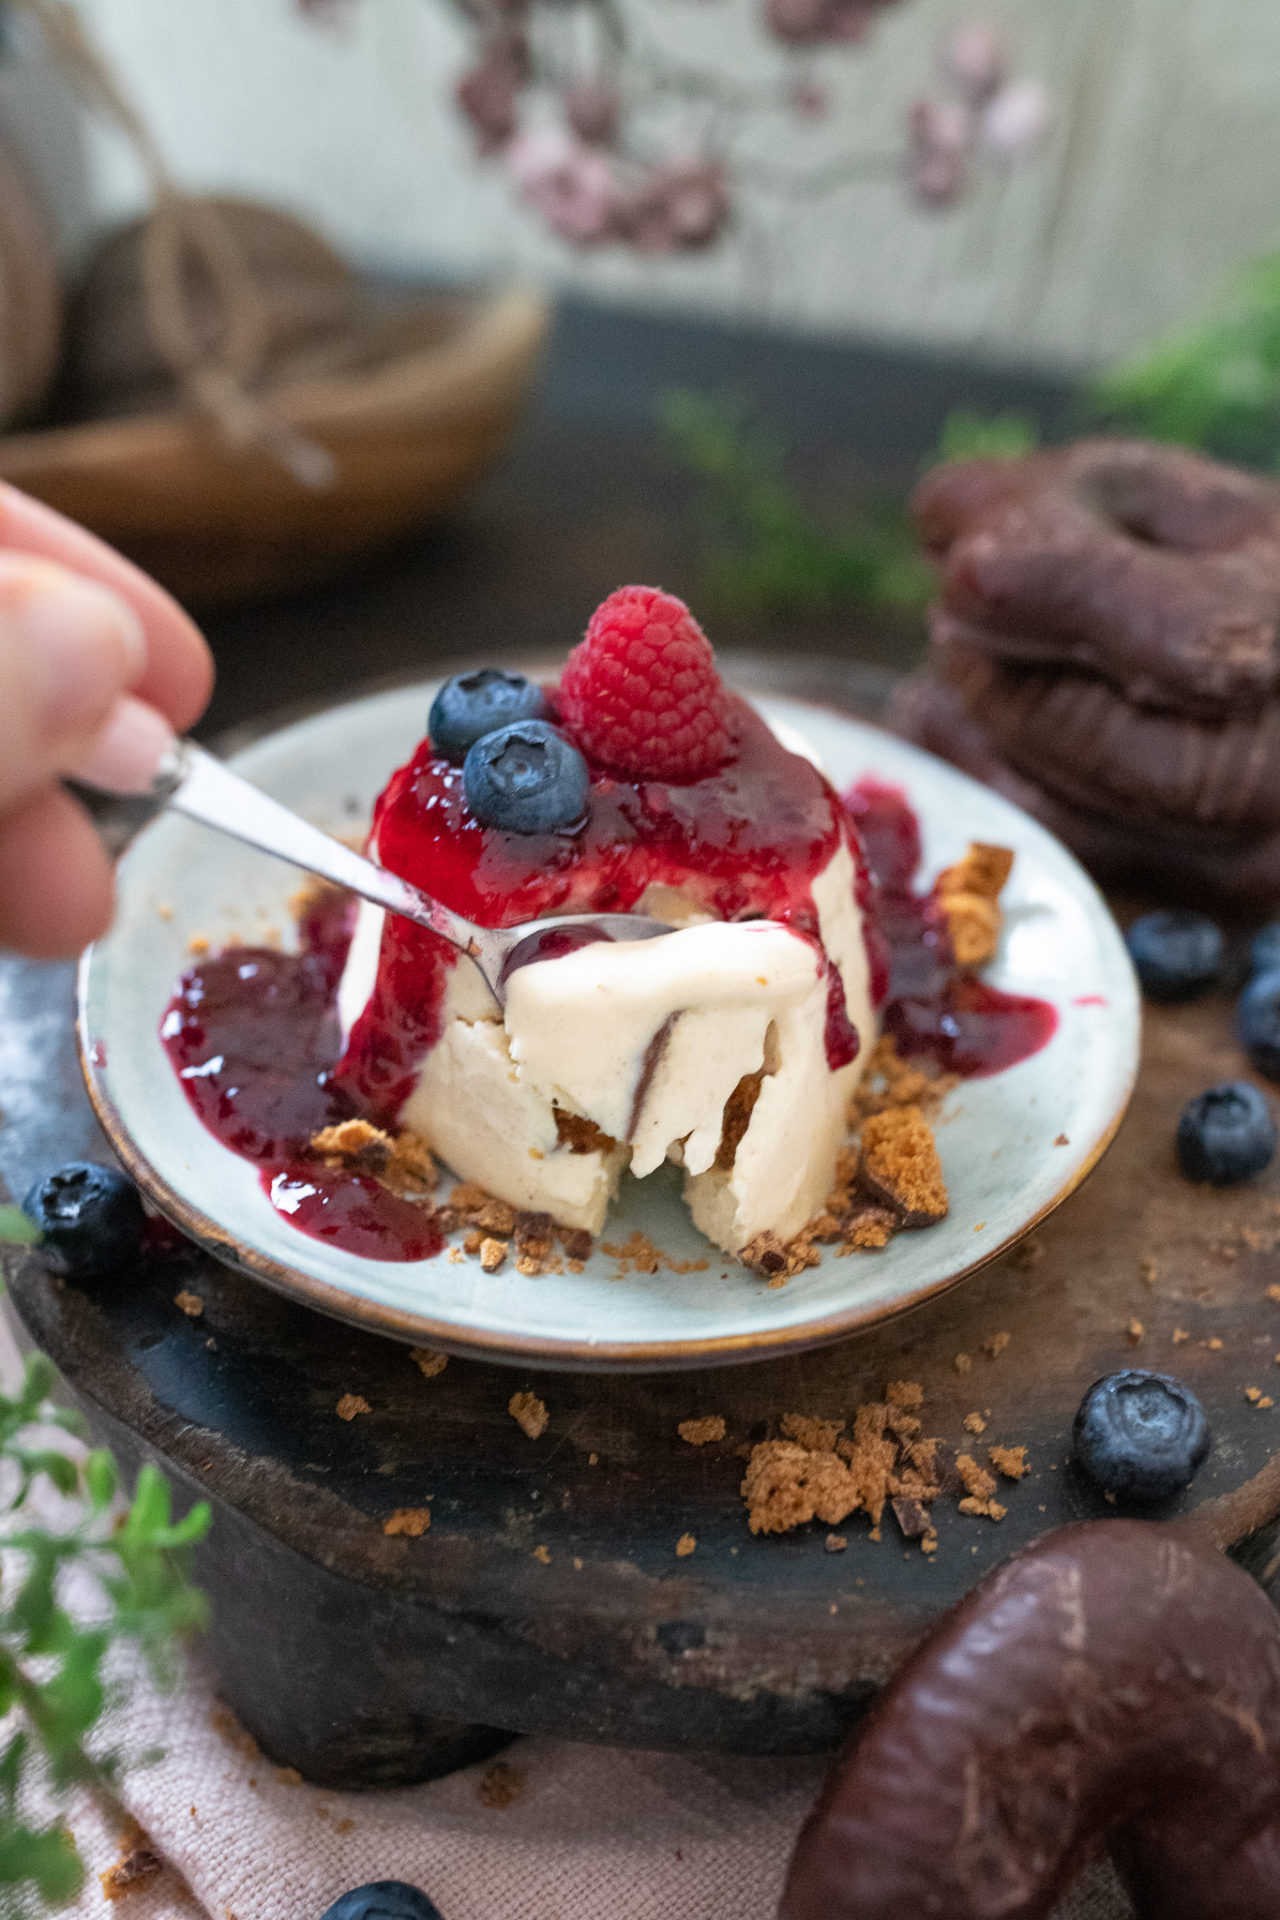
[0,483,213,958]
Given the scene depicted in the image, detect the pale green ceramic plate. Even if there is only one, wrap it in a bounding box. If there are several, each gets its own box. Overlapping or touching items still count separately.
[77,684,1139,1372]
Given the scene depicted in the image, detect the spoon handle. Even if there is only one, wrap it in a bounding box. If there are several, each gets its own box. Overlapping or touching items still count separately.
[157,740,485,961]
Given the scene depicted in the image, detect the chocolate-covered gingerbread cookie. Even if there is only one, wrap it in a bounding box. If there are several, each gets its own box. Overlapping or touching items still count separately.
[915,438,1280,718]
[890,669,1280,908]
[938,638,1280,835]
[780,1520,1280,1920]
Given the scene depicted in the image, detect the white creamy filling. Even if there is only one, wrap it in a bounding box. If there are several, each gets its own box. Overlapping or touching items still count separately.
[335,718,875,1254]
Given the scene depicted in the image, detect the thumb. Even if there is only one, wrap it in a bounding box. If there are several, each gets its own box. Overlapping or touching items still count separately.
[0,552,150,815]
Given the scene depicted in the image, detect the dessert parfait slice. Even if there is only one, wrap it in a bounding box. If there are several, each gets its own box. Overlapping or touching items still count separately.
[334,587,884,1258]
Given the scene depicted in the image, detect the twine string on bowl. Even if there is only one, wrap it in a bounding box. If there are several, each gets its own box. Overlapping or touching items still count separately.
[10,0,335,486]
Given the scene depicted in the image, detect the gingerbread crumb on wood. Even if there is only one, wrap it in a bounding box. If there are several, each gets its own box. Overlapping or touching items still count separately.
[858,1107,949,1226]
[509,1390,548,1439]
[990,1445,1029,1479]
[780,1412,845,1452]
[956,1451,1007,1520]
[335,1393,370,1421]
[411,1347,449,1378]
[383,1507,431,1537]
[742,1441,861,1535]
[679,1415,726,1446]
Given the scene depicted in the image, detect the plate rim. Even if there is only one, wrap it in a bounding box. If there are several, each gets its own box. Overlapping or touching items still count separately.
[76,683,1139,1373]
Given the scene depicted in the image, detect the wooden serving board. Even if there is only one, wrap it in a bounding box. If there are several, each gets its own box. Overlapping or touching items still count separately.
[5,945,1280,1787]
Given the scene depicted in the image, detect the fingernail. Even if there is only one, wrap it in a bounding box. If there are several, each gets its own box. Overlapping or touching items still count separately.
[1,559,148,737]
[68,695,176,795]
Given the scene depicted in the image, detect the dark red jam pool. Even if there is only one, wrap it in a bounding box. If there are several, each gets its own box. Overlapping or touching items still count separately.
[158,887,443,1262]
[159,716,1056,1262]
[844,776,1058,1077]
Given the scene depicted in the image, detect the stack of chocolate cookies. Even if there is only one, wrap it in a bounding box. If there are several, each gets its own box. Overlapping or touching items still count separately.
[892,437,1280,910]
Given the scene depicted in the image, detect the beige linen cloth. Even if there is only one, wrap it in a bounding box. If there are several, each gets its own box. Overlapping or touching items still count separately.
[54,1649,1133,1920]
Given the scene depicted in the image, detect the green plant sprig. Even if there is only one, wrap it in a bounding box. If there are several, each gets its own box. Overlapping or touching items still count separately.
[660,389,1037,621]
[0,1351,209,1914]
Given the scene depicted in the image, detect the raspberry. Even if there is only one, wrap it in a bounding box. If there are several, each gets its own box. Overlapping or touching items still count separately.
[558,586,733,781]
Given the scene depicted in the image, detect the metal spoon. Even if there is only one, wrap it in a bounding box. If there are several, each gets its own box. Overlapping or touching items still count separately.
[147,739,672,1007]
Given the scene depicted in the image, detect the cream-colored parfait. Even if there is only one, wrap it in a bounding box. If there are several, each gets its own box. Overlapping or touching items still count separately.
[333,588,881,1257]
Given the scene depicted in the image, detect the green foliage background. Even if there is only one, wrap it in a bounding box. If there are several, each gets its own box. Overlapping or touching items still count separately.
[0,1345,208,1915]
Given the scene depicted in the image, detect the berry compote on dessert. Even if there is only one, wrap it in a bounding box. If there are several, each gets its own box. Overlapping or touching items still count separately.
[160,586,1056,1264]
[335,587,881,1254]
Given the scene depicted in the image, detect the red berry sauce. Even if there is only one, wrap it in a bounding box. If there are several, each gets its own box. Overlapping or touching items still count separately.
[339,693,872,1112]
[159,889,444,1262]
[844,776,1058,1077]
[158,714,1053,1265]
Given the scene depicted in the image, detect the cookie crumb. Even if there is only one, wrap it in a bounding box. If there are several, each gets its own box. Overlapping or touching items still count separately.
[963,1412,987,1435]
[742,1441,858,1536]
[1008,1235,1044,1272]
[411,1347,449,1378]
[989,1445,1028,1480]
[741,1230,819,1279]
[532,1544,551,1564]
[174,1290,203,1318]
[477,1760,525,1809]
[780,1412,845,1452]
[954,1352,972,1374]
[1172,1328,1189,1344]
[336,1393,370,1422]
[1126,1318,1144,1346]
[1053,1133,1069,1147]
[509,1390,548,1440]
[479,1236,508,1273]
[187,933,211,956]
[209,1705,259,1758]
[858,1107,948,1226]
[383,1507,431,1537]
[981,1331,1011,1359]
[1140,1256,1159,1287]
[956,1452,1007,1520]
[932,843,1013,967]
[825,1533,847,1553]
[100,1820,162,1901]
[275,1767,303,1786]
[886,1381,924,1410]
[678,1416,726,1446]
[676,1533,696,1557]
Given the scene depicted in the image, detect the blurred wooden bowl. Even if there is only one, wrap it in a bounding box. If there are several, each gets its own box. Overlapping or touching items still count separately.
[0,281,549,606]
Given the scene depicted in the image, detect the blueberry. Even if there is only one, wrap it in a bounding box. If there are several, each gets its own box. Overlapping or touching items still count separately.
[429,670,546,761]
[1072,1370,1210,1502]
[463,720,589,834]
[1176,1081,1277,1184]
[1238,968,1280,1081]
[22,1162,145,1278]
[321,1885,443,1920]
[1251,922,1280,979]
[1125,910,1223,1002]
